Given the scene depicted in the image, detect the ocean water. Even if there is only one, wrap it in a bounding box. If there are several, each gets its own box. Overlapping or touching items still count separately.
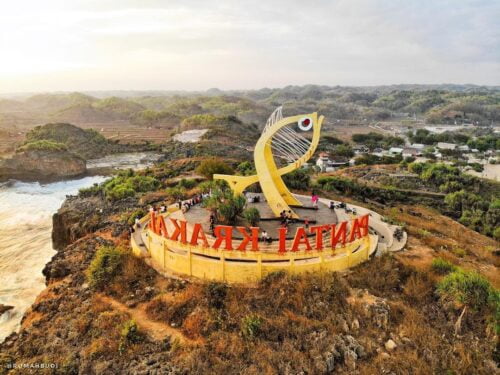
[0,176,108,341]
[0,152,161,342]
[86,152,162,170]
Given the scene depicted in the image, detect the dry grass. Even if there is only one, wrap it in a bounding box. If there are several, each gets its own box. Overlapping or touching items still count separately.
[385,205,500,289]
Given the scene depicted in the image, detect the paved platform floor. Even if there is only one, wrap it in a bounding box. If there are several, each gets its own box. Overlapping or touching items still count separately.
[183,194,338,240]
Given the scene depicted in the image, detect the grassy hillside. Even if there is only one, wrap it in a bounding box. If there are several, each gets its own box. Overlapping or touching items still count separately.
[1,86,499,141]
[24,123,112,159]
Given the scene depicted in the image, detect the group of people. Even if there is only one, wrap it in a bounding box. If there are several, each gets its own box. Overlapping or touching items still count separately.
[328,201,357,214]
[246,194,261,203]
[279,210,294,228]
[178,193,209,213]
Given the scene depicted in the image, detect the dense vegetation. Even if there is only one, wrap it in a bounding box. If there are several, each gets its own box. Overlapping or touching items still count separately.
[351,132,405,150]
[355,153,404,165]
[24,123,111,159]
[408,128,500,150]
[87,246,124,290]
[79,169,161,201]
[407,162,499,238]
[195,159,234,180]
[282,169,311,190]
[2,85,499,133]
[16,140,68,153]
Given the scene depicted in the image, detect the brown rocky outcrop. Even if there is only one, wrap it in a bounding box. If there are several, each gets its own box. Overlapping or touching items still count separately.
[0,304,14,316]
[52,195,139,250]
[0,149,86,182]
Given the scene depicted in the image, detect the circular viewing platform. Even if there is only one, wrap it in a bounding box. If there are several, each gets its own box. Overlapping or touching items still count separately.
[131,193,406,284]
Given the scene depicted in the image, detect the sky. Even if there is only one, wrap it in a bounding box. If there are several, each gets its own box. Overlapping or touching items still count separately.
[0,0,499,93]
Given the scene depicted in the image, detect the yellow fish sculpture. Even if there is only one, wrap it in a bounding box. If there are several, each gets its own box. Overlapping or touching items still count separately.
[214,107,324,218]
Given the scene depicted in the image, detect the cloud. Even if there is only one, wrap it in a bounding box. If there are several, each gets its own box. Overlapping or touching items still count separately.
[0,0,498,92]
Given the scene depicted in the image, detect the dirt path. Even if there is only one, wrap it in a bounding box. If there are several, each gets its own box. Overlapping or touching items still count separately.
[96,294,193,344]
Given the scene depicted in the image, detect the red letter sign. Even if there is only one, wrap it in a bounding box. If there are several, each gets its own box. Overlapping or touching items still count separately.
[291,227,312,252]
[330,221,347,248]
[212,225,233,250]
[156,215,169,238]
[278,227,287,253]
[190,223,209,247]
[309,225,325,250]
[169,218,187,244]
[349,214,369,242]
[236,227,259,251]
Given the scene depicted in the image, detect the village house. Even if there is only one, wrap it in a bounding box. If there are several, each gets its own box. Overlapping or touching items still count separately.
[402,147,421,158]
[316,152,349,172]
[388,147,403,155]
[436,142,457,150]
[410,143,426,150]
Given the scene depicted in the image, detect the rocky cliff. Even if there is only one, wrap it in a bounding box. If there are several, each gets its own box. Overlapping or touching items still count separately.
[52,195,138,250]
[0,149,86,182]
[0,178,498,374]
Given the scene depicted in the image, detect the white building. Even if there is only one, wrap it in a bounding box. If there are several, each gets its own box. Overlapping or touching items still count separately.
[410,143,426,150]
[437,142,457,150]
[402,147,421,158]
[316,152,349,172]
[316,152,330,171]
[388,147,403,155]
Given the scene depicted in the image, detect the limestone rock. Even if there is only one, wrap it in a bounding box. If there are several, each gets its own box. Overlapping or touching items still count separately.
[385,339,397,351]
[0,149,86,182]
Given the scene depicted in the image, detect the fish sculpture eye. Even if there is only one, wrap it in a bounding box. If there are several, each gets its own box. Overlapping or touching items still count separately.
[298,117,313,131]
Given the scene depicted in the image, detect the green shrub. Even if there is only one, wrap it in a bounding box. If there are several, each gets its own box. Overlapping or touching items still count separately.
[127,209,146,225]
[437,269,496,311]
[106,185,135,201]
[236,161,255,176]
[452,247,467,258]
[79,183,103,198]
[241,314,263,339]
[494,227,500,241]
[166,186,186,201]
[177,178,197,189]
[87,246,124,290]
[196,159,234,180]
[120,320,142,344]
[119,320,143,354]
[243,207,261,226]
[102,174,161,201]
[431,258,456,274]
[17,140,68,153]
[283,169,311,190]
[205,282,228,309]
[417,228,431,238]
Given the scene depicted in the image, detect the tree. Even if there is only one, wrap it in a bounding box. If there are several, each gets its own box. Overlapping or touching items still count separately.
[243,207,261,226]
[444,190,479,212]
[332,144,354,158]
[236,161,255,176]
[218,195,246,225]
[203,187,246,225]
[283,169,311,190]
[196,159,234,180]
